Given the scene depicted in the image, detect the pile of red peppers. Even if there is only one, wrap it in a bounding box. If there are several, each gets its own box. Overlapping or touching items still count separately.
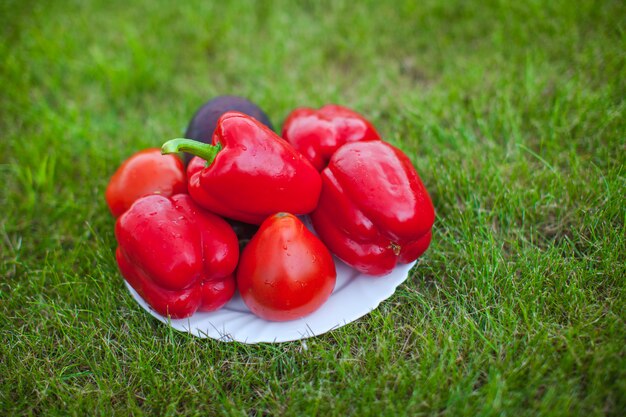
[107,100,435,321]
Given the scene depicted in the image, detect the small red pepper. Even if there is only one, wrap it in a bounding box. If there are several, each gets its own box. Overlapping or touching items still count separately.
[310,141,435,276]
[105,148,186,217]
[237,213,337,322]
[282,104,381,171]
[162,112,321,225]
[115,194,238,318]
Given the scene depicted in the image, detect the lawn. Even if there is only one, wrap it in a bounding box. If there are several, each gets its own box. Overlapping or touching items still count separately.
[1,0,625,415]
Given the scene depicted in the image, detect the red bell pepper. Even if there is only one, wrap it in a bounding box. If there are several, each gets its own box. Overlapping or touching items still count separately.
[282,104,381,171]
[115,193,238,318]
[105,148,186,217]
[162,111,321,225]
[310,141,435,276]
[237,213,337,322]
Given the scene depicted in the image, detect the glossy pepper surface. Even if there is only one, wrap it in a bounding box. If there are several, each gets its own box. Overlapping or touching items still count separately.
[187,156,259,250]
[282,104,381,171]
[115,194,238,318]
[310,141,435,276]
[162,112,321,225]
[237,213,336,322]
[105,148,186,217]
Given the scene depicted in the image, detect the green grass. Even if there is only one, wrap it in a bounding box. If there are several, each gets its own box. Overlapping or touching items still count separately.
[1,0,625,415]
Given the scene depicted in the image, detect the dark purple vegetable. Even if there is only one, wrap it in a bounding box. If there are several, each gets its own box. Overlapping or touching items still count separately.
[183,96,274,164]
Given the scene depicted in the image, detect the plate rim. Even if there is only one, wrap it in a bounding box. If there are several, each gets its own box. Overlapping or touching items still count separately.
[124,258,417,344]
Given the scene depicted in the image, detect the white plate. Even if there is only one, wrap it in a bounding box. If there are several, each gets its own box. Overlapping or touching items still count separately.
[124,217,417,344]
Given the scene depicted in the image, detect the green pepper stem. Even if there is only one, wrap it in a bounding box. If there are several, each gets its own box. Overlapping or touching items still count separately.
[161,138,221,164]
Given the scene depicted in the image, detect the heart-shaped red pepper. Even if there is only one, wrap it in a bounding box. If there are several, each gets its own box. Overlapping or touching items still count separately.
[236,213,337,322]
[115,194,239,318]
[162,112,322,225]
